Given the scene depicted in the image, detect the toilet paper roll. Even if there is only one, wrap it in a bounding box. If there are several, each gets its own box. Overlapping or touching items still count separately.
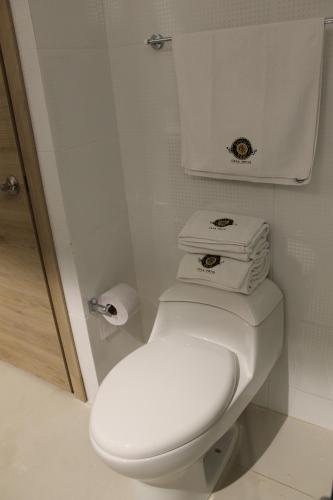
[98,283,139,326]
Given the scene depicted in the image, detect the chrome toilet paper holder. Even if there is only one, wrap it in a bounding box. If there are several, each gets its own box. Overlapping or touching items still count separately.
[88,298,117,316]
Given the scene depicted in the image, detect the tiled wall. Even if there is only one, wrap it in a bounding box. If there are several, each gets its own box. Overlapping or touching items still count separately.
[11,0,333,426]
[103,0,333,428]
[11,0,144,397]
[28,0,146,385]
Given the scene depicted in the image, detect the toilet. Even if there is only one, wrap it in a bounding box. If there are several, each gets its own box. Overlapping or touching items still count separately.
[90,279,284,500]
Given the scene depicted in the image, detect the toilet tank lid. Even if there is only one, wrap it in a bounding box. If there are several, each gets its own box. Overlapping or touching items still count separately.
[159,279,283,326]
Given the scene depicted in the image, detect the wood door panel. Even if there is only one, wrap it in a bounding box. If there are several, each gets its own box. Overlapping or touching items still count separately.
[0,335,69,389]
[0,52,70,391]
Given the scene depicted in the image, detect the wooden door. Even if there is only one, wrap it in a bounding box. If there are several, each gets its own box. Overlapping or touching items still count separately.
[0,53,71,391]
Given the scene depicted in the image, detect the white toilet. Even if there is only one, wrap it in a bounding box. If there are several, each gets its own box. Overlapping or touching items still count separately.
[90,279,284,500]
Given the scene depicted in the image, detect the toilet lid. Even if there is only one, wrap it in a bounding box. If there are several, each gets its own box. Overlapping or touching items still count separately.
[90,334,238,460]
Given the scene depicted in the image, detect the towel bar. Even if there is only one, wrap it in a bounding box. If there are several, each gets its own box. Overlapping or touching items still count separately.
[145,17,333,50]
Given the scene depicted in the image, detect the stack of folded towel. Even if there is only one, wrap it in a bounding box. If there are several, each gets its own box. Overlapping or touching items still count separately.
[177,210,270,294]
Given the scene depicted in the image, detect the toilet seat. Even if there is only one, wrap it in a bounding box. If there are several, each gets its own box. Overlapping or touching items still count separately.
[90,334,238,461]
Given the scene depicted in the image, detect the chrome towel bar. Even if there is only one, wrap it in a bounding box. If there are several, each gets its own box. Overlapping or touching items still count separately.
[145,17,333,50]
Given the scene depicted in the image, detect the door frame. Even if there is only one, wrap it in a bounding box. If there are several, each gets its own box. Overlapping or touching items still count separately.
[0,0,86,401]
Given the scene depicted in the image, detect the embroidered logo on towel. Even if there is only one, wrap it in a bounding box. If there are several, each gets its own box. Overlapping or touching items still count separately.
[227,137,257,162]
[211,218,234,228]
[200,255,221,269]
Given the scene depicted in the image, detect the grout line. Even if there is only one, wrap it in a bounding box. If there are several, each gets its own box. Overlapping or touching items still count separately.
[53,138,101,154]
[253,471,316,499]
[251,401,333,431]
[289,384,333,405]
[36,47,109,53]
[294,317,333,333]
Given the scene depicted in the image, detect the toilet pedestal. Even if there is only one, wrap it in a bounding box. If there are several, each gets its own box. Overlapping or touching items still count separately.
[131,425,239,500]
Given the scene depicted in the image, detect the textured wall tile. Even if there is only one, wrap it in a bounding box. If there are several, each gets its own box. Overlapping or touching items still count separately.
[273,235,333,327]
[38,49,114,150]
[109,45,177,135]
[105,0,333,424]
[26,0,144,387]
[29,0,106,49]
[289,321,333,400]
[288,386,333,431]
[104,0,332,48]
[86,313,144,384]
[11,0,37,49]
[103,0,178,48]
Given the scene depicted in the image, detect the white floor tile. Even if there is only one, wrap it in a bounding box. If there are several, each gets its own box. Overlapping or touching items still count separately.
[213,467,313,500]
[237,405,333,499]
[1,362,333,500]
[0,362,131,500]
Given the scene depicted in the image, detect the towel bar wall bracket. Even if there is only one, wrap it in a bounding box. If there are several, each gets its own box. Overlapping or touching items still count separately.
[145,18,333,50]
[145,33,172,50]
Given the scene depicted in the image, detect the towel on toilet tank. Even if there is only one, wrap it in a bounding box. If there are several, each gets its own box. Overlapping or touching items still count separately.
[177,251,270,295]
[173,18,324,185]
[178,210,269,261]
[179,234,269,262]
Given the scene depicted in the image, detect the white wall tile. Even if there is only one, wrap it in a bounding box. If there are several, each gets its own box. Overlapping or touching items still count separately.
[11,0,142,398]
[111,39,276,336]
[14,0,333,425]
[273,235,333,328]
[266,346,290,415]
[28,0,106,49]
[37,49,114,150]
[55,140,128,241]
[36,43,144,379]
[37,40,145,384]
[17,49,54,152]
[65,313,100,401]
[31,152,100,399]
[9,3,54,152]
[109,44,178,135]
[289,321,333,400]
[110,20,276,340]
[103,0,332,48]
[103,0,177,49]
[10,0,37,49]
[105,0,333,428]
[288,387,333,431]
[36,152,74,278]
[54,139,138,309]
[86,313,144,384]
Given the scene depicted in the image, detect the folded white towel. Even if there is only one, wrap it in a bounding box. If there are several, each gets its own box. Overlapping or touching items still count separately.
[173,18,324,185]
[178,210,269,260]
[179,235,269,262]
[177,251,270,295]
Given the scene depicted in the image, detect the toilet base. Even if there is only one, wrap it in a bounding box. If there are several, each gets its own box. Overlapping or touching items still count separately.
[131,424,239,500]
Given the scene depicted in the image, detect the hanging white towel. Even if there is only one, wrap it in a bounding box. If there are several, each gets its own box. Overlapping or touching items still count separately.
[173,18,324,185]
[177,251,270,295]
[178,210,269,260]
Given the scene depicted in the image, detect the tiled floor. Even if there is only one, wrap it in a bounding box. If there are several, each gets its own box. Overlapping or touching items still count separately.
[0,361,332,500]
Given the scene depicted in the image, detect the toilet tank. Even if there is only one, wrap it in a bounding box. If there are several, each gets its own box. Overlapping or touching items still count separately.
[150,279,284,377]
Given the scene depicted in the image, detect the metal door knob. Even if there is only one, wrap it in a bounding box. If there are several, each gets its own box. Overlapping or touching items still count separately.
[0,175,20,194]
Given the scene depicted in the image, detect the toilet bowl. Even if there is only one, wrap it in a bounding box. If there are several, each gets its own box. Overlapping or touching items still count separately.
[90,279,284,500]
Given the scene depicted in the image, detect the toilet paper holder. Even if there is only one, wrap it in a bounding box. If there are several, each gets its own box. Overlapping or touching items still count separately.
[88,298,117,316]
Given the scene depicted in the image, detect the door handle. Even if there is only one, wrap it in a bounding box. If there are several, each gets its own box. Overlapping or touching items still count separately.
[0,175,20,195]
